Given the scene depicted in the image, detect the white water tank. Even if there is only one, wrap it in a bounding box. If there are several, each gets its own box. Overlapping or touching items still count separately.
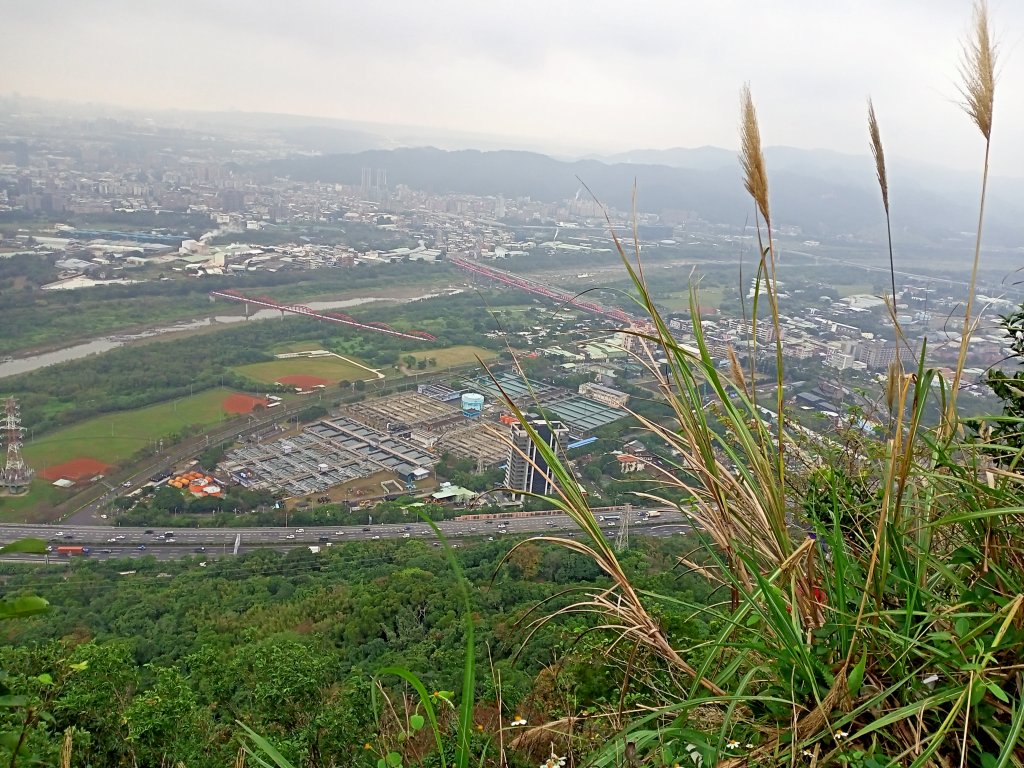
[461,392,484,417]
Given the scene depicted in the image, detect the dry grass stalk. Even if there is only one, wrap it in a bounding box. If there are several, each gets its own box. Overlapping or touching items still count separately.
[61,728,73,768]
[948,0,998,432]
[740,84,770,227]
[867,99,889,216]
[867,100,905,389]
[234,747,247,768]
[959,0,996,140]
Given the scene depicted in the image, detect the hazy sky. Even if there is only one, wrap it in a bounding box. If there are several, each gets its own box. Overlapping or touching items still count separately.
[3,1,1022,170]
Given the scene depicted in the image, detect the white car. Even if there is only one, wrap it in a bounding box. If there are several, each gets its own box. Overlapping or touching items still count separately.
[295,528,305,533]
[285,534,295,540]
[334,531,345,536]
[371,535,381,540]
[107,538,117,543]
[402,533,411,538]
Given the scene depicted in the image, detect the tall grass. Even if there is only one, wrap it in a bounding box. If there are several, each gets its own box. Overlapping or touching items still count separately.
[497,2,1023,766]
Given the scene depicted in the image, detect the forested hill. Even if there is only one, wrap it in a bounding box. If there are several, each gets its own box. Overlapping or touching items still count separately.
[0,536,715,767]
[260,147,1024,246]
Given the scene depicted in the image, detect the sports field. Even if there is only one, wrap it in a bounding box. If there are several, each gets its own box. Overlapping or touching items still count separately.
[234,355,381,385]
[403,345,498,368]
[22,387,238,470]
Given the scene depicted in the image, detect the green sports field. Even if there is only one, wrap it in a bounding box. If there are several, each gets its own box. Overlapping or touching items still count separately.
[22,387,238,469]
[403,345,498,368]
[234,354,381,385]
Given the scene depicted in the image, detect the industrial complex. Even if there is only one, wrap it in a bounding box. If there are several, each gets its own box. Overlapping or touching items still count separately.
[219,371,627,503]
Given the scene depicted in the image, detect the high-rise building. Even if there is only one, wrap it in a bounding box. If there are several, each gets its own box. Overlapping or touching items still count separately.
[857,340,897,370]
[504,419,568,501]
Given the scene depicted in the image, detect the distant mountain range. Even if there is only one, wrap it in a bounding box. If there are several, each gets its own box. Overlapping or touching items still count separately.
[263,145,1024,247]
[5,96,1020,248]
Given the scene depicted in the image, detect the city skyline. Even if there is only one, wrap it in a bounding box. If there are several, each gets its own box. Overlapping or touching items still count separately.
[2,1,1022,172]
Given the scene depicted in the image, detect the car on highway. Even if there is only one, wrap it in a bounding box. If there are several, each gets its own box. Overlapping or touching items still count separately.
[144,530,154,534]
[318,536,330,543]
[122,481,132,487]
[137,545,146,551]
[107,537,117,542]
[362,527,371,532]
[402,533,410,538]
[295,528,305,533]
[54,531,64,538]
[285,534,295,540]
[334,531,346,536]
[193,547,206,553]
[371,535,381,540]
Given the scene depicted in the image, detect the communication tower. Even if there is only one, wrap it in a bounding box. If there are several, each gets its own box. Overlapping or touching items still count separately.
[2,397,34,494]
[615,503,632,551]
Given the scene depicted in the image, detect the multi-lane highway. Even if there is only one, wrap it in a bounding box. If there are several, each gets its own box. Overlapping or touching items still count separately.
[0,511,693,564]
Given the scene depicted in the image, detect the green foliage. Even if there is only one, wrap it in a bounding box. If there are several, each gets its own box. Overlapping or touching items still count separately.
[0,533,705,765]
[972,303,1024,465]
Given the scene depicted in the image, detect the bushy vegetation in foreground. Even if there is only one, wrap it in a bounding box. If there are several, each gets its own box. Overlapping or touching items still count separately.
[0,536,716,767]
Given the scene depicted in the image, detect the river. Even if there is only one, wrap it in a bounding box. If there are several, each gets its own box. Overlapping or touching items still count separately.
[0,293,445,380]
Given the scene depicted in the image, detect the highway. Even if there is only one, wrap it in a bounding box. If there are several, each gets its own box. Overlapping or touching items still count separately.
[0,512,693,564]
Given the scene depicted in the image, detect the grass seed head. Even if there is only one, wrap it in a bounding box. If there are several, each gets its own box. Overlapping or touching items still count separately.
[740,84,770,225]
[867,99,889,215]
[959,0,996,140]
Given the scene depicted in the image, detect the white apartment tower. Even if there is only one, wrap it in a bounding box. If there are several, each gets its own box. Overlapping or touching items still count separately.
[504,419,569,501]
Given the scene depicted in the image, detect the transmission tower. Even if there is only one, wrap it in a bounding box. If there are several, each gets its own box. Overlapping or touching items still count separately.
[2,397,34,494]
[615,503,632,551]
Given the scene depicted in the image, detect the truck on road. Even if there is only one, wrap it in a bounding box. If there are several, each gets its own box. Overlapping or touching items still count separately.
[56,546,91,556]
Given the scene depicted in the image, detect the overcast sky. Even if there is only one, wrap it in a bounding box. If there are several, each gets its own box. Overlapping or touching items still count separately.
[2,1,1022,171]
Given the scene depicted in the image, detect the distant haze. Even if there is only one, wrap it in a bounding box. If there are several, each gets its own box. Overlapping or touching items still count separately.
[2,1,1023,172]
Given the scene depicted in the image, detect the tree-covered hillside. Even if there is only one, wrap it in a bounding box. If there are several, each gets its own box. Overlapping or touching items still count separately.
[0,535,714,767]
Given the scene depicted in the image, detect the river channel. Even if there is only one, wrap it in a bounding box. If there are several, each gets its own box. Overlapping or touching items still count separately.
[0,293,443,380]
